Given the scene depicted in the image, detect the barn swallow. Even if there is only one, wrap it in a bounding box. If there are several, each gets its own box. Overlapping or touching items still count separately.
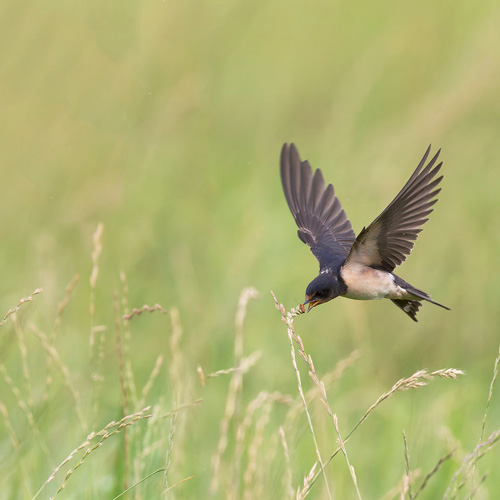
[280,143,450,321]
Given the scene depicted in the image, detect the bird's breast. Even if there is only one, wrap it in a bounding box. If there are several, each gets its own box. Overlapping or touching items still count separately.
[340,263,399,300]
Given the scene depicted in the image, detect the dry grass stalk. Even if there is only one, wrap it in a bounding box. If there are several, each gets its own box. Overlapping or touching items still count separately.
[0,364,52,466]
[169,306,183,404]
[53,274,79,337]
[259,432,282,499]
[159,398,203,415]
[306,342,362,498]
[32,407,153,500]
[444,426,500,499]
[131,407,164,488]
[133,459,144,500]
[88,224,107,420]
[131,409,158,500]
[161,475,195,496]
[235,287,259,358]
[33,406,153,500]
[137,354,164,410]
[463,475,487,500]
[233,391,293,497]
[402,431,413,500]
[120,271,138,409]
[0,287,43,328]
[401,475,410,500]
[283,349,360,432]
[114,293,129,418]
[470,344,500,490]
[123,303,188,495]
[273,294,464,498]
[0,400,33,495]
[114,293,130,490]
[350,369,465,439]
[123,303,168,320]
[297,463,318,499]
[123,302,194,493]
[236,391,293,453]
[280,426,295,500]
[306,344,362,499]
[91,324,108,417]
[234,392,292,499]
[12,314,34,409]
[480,346,500,440]
[205,350,262,380]
[44,275,80,403]
[272,292,333,500]
[210,287,259,496]
[0,401,20,451]
[163,412,177,495]
[89,223,103,352]
[468,345,500,496]
[168,305,193,491]
[379,470,422,500]
[30,325,87,432]
[412,448,454,499]
[197,365,205,386]
[111,467,194,500]
[332,413,362,500]
[247,419,281,500]
[302,367,464,497]
[130,399,202,497]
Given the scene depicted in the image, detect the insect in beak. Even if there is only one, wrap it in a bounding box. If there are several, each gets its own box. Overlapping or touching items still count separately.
[302,298,320,313]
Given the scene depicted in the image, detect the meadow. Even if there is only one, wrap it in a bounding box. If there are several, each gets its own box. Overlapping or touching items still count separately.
[1,1,500,498]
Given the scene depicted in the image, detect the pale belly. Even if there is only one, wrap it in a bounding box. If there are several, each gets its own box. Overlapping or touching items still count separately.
[340,263,405,301]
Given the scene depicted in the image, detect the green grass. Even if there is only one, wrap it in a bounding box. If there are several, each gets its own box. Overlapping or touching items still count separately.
[0,276,498,499]
[1,0,500,498]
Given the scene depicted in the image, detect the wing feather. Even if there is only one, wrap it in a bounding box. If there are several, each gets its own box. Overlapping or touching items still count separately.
[280,143,356,271]
[345,146,444,272]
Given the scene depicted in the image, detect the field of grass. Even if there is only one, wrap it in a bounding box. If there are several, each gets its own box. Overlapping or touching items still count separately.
[1,1,500,498]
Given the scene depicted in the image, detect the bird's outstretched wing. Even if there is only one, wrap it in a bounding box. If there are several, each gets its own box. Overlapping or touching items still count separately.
[280,143,356,271]
[345,146,443,272]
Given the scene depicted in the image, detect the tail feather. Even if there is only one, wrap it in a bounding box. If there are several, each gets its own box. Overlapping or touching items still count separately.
[404,287,450,311]
[391,299,422,322]
[392,274,451,313]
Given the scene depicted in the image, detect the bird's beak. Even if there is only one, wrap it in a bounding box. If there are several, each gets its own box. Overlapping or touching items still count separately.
[302,298,320,313]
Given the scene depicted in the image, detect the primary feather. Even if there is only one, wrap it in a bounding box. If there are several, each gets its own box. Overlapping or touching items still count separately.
[280,143,356,271]
[345,146,444,272]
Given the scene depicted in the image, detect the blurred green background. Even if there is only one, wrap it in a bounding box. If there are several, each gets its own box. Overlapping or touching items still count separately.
[1,0,500,498]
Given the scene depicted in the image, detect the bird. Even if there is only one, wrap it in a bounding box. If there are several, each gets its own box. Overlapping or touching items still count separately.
[280,143,450,321]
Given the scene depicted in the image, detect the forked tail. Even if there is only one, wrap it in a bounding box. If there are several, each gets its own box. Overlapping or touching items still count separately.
[391,274,450,321]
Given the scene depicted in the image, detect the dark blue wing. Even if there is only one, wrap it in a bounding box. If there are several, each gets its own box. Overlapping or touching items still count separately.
[280,143,356,271]
[345,146,443,272]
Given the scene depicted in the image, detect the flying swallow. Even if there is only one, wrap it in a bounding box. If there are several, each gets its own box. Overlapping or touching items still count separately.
[280,143,450,321]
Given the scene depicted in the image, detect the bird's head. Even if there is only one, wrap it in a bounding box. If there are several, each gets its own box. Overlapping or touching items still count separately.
[303,273,345,312]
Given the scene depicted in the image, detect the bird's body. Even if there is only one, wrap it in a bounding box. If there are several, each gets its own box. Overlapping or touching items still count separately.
[341,263,397,301]
[280,143,450,321]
